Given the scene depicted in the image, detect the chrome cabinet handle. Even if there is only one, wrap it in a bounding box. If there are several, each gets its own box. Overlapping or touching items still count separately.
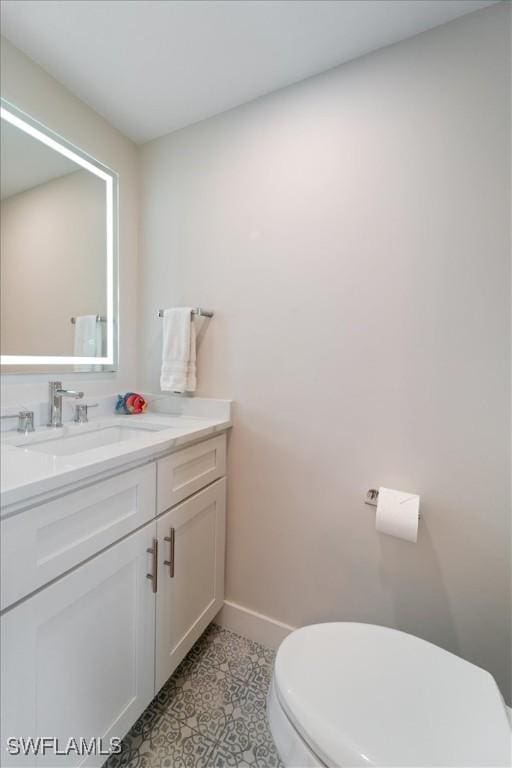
[163,528,175,578]
[146,538,158,593]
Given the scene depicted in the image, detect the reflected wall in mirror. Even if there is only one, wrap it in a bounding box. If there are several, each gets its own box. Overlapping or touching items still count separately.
[0,100,118,372]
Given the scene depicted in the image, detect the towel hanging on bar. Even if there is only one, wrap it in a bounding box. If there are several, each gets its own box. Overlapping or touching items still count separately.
[160,308,197,393]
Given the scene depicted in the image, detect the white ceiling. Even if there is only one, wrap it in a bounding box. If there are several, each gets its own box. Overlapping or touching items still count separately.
[0,0,497,144]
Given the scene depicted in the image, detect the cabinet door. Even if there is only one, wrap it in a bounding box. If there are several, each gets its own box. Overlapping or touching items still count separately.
[1,523,156,767]
[155,478,226,691]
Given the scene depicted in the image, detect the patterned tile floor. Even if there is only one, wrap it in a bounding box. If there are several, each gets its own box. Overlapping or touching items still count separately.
[104,624,283,768]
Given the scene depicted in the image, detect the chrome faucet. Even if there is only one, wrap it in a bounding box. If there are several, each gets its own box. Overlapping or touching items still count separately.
[47,381,84,428]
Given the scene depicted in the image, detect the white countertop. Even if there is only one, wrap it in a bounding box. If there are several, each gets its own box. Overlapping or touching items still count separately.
[1,410,231,513]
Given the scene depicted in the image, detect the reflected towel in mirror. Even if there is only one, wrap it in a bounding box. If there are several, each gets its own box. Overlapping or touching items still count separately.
[73,315,103,357]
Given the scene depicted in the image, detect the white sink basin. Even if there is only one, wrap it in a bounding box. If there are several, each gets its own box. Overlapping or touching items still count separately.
[26,424,167,456]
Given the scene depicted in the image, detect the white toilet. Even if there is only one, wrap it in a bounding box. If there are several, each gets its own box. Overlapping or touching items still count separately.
[267,623,511,767]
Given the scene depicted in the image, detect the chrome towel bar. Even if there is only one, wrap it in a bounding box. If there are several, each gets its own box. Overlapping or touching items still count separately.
[157,307,214,319]
[70,315,106,324]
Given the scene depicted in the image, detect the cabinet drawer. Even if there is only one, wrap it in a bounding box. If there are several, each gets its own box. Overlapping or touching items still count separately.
[1,463,156,610]
[157,434,226,513]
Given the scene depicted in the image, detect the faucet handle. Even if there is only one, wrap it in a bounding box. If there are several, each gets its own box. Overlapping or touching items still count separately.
[0,410,35,434]
[73,403,98,424]
[18,410,35,434]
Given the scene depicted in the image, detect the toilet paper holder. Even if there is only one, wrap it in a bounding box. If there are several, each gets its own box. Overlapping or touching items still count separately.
[365,489,380,507]
[365,488,421,517]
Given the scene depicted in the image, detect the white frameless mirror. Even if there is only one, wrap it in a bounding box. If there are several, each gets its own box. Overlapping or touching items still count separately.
[0,99,118,372]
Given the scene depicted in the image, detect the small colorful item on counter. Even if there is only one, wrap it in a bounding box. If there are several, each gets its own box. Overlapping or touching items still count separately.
[115,392,148,415]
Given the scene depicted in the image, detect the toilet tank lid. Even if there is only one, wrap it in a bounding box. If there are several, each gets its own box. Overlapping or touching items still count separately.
[274,623,511,768]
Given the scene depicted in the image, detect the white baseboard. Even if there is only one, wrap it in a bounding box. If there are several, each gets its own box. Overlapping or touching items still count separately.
[215,600,296,649]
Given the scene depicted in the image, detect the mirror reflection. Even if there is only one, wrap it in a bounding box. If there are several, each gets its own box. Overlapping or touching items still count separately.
[0,105,116,369]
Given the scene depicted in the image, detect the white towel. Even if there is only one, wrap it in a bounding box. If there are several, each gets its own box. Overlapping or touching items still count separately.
[73,315,102,357]
[160,308,197,393]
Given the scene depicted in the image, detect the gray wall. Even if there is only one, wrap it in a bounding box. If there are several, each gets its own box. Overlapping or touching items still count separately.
[139,4,511,698]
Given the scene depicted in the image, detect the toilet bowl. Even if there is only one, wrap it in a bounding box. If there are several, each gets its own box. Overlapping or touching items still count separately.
[267,623,511,768]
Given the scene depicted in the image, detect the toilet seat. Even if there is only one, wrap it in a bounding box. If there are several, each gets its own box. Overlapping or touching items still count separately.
[269,623,511,767]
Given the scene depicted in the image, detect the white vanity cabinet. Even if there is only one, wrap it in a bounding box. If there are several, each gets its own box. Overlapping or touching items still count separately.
[0,433,227,768]
[155,477,226,690]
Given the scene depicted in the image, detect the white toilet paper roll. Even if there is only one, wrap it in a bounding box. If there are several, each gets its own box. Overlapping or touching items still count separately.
[376,487,420,543]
